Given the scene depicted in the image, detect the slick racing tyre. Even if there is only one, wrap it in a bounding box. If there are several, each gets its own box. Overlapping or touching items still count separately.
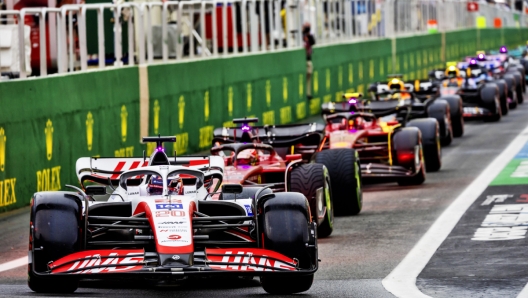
[514,65,526,92]
[29,192,82,293]
[392,127,426,186]
[314,149,362,216]
[503,74,518,109]
[439,95,464,137]
[427,99,452,146]
[481,84,501,122]
[494,79,509,116]
[290,163,334,238]
[260,192,315,294]
[407,118,441,172]
[508,71,524,104]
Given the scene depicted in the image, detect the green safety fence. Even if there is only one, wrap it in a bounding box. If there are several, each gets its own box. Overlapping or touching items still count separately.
[0,67,141,212]
[310,39,392,115]
[1,28,528,213]
[147,49,306,155]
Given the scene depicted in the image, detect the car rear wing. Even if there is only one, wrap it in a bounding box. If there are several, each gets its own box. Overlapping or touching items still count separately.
[212,123,325,148]
[369,80,439,95]
[76,156,224,187]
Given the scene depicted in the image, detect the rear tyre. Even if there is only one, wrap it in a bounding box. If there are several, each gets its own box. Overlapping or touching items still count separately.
[290,163,334,238]
[260,192,315,294]
[393,128,426,186]
[427,99,452,146]
[407,118,442,172]
[441,95,464,137]
[481,83,501,122]
[29,192,82,293]
[503,74,518,109]
[495,80,509,116]
[508,71,524,104]
[314,149,362,216]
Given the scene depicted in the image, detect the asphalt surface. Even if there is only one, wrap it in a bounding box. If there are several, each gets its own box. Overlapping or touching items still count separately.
[2,101,528,297]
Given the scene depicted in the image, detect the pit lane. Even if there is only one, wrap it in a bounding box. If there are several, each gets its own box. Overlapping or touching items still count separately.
[1,100,528,297]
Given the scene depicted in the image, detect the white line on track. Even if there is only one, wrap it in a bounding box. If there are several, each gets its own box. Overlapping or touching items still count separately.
[382,124,528,298]
[0,256,27,273]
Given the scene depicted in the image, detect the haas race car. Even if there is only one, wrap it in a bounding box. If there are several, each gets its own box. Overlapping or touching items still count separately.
[28,136,318,294]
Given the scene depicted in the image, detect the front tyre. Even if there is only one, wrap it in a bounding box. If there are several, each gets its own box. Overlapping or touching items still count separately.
[29,192,82,293]
[261,275,314,294]
[290,163,334,238]
[260,192,315,294]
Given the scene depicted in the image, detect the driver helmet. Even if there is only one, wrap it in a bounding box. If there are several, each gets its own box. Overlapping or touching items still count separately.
[445,65,460,78]
[388,78,405,91]
[147,175,164,195]
[147,175,184,195]
[168,175,184,195]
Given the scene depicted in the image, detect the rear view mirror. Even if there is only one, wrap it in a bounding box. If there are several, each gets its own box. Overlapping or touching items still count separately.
[222,184,243,194]
[85,185,107,196]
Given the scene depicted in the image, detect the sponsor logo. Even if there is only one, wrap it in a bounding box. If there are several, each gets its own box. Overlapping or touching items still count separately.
[86,112,94,151]
[244,205,254,216]
[185,190,198,194]
[158,221,185,225]
[0,178,16,207]
[153,100,160,135]
[167,234,182,240]
[208,251,296,272]
[0,127,5,171]
[172,255,180,261]
[51,252,143,274]
[36,166,61,192]
[156,203,183,210]
[158,228,188,233]
[128,192,139,196]
[44,119,53,160]
[178,95,185,129]
[155,210,186,217]
[121,105,128,142]
[154,198,182,203]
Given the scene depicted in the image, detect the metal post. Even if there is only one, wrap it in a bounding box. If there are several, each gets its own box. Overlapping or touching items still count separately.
[17,11,27,78]
[162,2,168,61]
[232,0,239,54]
[79,6,88,71]
[97,7,105,69]
[68,10,74,71]
[222,0,228,55]
[240,0,248,53]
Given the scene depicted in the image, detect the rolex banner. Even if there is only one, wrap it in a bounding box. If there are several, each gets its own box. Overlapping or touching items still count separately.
[0,68,141,212]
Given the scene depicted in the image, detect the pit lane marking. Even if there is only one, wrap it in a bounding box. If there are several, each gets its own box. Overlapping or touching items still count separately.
[382,124,528,298]
[0,256,27,273]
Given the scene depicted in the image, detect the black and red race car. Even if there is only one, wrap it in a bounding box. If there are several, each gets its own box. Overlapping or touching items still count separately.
[319,92,440,184]
[28,136,318,295]
[212,118,363,218]
[368,75,464,145]
[211,118,335,237]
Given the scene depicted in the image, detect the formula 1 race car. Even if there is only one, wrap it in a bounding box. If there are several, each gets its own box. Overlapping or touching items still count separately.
[211,118,335,236]
[428,61,504,121]
[28,136,318,295]
[321,92,441,179]
[212,118,362,218]
[368,75,464,145]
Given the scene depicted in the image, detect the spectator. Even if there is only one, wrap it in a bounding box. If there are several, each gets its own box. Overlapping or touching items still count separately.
[303,22,315,100]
